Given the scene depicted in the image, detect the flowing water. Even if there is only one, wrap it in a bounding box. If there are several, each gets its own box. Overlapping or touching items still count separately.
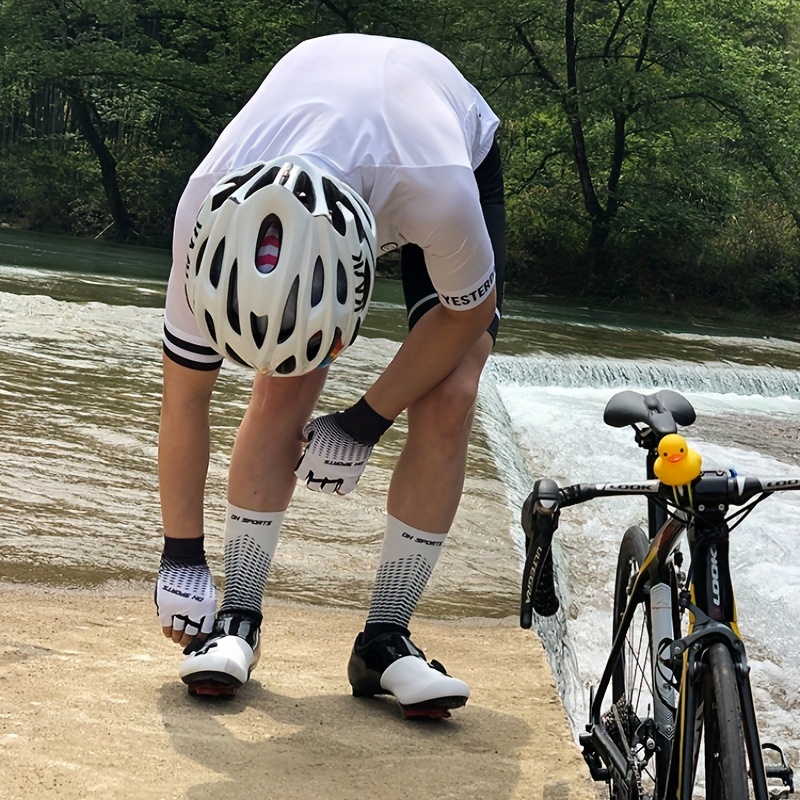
[1,228,799,775]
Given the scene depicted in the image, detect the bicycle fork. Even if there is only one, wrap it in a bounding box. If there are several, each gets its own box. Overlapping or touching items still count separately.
[667,614,794,799]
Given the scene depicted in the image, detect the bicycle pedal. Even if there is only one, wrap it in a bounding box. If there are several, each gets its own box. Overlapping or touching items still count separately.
[762,742,794,795]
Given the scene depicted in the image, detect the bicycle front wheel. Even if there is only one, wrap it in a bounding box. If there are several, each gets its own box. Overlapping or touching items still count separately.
[610,525,678,799]
[702,642,749,799]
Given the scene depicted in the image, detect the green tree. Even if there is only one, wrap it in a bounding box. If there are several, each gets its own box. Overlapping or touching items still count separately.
[504,0,800,295]
[1,0,799,314]
[0,0,305,239]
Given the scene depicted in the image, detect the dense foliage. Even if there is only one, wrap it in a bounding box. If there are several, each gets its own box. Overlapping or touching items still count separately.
[1,0,799,315]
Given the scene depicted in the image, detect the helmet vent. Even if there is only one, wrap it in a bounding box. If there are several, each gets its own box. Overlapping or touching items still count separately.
[336,260,348,304]
[306,331,323,362]
[353,255,371,313]
[338,192,367,242]
[243,166,280,199]
[225,344,249,367]
[209,239,225,288]
[250,312,268,349]
[255,215,282,274]
[319,328,344,367]
[204,311,218,344]
[292,171,316,211]
[276,356,297,375]
[348,193,371,242]
[195,239,207,277]
[226,259,241,335]
[211,165,263,210]
[322,179,347,235]
[311,256,324,306]
[349,318,361,346]
[278,276,299,343]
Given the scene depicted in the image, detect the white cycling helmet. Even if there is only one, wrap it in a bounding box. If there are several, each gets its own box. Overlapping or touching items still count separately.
[185,155,376,375]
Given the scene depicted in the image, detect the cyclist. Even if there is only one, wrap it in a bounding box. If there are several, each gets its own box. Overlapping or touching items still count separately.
[155,33,505,718]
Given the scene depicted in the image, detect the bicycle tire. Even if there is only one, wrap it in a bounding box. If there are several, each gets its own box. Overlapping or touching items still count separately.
[701,642,749,800]
[610,525,678,799]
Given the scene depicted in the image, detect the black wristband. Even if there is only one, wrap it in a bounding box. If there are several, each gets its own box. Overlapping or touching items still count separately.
[335,396,394,446]
[162,535,206,566]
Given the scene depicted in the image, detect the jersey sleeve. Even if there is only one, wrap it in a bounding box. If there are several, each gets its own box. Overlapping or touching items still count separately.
[398,166,496,310]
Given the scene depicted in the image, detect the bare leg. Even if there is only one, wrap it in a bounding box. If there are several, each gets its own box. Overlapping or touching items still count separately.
[227,368,328,511]
[220,367,328,614]
[159,356,218,539]
[387,332,493,531]
[348,333,493,717]
[363,331,492,631]
[178,368,329,696]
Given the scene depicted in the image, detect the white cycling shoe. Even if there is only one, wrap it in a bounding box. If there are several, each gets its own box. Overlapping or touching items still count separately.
[179,612,261,697]
[347,629,470,719]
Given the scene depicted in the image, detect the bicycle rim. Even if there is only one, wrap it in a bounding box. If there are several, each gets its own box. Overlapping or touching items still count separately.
[701,643,749,800]
[610,526,675,800]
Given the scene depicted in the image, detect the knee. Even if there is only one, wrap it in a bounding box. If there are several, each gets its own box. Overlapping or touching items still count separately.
[247,372,323,426]
[409,372,479,441]
[248,376,287,416]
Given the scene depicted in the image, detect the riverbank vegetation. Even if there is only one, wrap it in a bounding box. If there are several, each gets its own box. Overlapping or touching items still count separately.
[1,0,798,316]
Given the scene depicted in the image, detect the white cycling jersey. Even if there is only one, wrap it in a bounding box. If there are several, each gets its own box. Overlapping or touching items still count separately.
[165,34,500,369]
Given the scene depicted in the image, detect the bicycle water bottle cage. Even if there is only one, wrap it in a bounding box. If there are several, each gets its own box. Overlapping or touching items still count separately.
[520,479,561,626]
[603,389,696,450]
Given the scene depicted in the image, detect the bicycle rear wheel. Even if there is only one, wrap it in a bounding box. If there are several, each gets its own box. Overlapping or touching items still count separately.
[702,642,749,799]
[610,525,678,799]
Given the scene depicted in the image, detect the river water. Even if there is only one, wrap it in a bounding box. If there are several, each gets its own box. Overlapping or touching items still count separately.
[1,229,798,775]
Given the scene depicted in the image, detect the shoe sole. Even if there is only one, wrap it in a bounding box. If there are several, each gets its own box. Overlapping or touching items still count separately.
[400,696,467,720]
[182,671,243,698]
[352,686,467,719]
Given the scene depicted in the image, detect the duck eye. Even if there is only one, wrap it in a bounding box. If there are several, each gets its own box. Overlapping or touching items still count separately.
[679,447,685,453]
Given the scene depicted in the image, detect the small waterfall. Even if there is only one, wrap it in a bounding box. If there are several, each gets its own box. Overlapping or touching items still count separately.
[481,351,800,739]
[488,354,800,398]
[479,368,585,727]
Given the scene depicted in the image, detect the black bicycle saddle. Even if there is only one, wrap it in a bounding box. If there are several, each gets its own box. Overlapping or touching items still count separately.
[603,389,696,438]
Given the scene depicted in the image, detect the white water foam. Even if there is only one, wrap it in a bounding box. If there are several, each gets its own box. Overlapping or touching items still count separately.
[482,358,800,771]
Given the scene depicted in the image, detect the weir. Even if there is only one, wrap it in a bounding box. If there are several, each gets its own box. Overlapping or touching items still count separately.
[488,353,800,398]
[481,355,800,762]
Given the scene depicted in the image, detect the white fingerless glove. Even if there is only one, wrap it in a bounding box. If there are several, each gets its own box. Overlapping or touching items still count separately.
[155,542,217,636]
[294,414,374,495]
[295,397,394,495]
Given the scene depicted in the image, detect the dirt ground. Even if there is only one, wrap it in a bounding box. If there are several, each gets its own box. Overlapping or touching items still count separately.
[0,584,599,800]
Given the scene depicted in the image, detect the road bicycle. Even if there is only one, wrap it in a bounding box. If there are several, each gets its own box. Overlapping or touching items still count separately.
[519,388,795,799]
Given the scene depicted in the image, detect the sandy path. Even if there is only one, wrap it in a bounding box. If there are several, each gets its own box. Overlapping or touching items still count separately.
[0,585,598,800]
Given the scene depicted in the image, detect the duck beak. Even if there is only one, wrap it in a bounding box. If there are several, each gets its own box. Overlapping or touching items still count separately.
[667,454,683,463]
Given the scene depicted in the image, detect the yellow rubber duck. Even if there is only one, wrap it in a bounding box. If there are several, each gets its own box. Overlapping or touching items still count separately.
[654,433,702,486]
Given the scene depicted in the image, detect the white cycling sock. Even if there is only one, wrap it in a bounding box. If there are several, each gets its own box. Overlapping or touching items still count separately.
[365,514,447,631]
[219,503,285,616]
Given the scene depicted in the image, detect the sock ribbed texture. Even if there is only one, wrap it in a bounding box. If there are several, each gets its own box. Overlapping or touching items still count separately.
[218,503,285,615]
[364,514,447,634]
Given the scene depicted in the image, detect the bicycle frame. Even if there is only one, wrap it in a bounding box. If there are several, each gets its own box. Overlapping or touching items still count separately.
[579,495,773,799]
[520,387,797,799]
[579,513,684,792]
